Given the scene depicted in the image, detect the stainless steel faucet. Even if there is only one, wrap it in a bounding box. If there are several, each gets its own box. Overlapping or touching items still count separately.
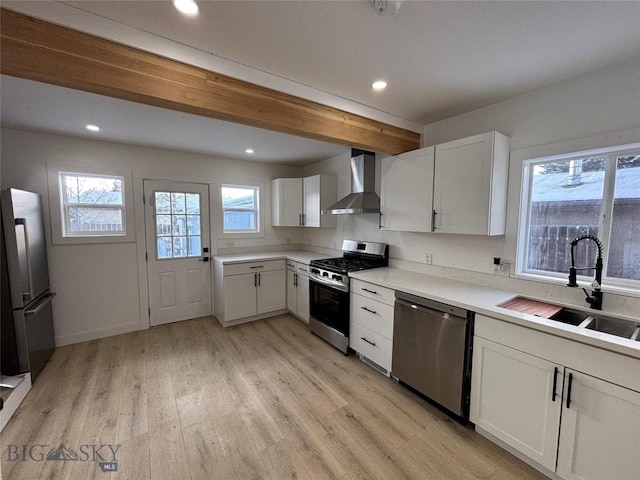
[567,235,603,310]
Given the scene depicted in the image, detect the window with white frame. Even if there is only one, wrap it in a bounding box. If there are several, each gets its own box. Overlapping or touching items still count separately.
[518,144,640,288]
[221,184,260,234]
[59,171,127,236]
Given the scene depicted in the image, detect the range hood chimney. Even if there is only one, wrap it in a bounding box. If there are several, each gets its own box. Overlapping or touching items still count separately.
[322,149,380,215]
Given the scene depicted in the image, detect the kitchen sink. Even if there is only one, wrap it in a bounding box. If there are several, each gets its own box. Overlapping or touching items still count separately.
[499,297,640,341]
[549,309,589,326]
[584,315,638,339]
[550,309,640,341]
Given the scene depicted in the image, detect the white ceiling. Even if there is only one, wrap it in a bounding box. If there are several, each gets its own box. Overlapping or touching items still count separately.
[1,0,639,164]
[0,75,348,165]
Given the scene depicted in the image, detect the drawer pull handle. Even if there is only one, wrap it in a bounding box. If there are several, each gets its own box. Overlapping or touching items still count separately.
[361,306,377,315]
[250,266,264,269]
[362,288,378,294]
[361,337,376,347]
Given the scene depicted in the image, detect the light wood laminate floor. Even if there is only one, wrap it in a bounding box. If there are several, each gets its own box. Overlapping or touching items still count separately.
[1,314,547,480]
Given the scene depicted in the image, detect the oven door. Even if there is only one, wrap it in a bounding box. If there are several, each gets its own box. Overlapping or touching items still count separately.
[309,278,349,335]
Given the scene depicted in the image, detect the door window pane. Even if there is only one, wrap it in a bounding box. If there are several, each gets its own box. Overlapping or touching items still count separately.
[188,236,201,256]
[172,236,187,258]
[156,215,171,236]
[155,192,171,213]
[154,191,201,259]
[607,155,640,280]
[526,157,605,274]
[157,237,172,259]
[187,215,201,235]
[186,193,200,214]
[171,192,185,214]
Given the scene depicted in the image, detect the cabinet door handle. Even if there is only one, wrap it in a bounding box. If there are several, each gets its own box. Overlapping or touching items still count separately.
[254,273,257,287]
[258,273,261,287]
[552,367,558,402]
[361,306,377,315]
[299,214,302,226]
[362,288,377,294]
[566,372,573,409]
[302,214,306,226]
[432,210,437,231]
[361,337,376,347]
[294,272,297,287]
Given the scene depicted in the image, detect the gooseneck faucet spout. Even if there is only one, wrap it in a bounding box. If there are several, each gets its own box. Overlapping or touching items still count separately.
[567,235,603,310]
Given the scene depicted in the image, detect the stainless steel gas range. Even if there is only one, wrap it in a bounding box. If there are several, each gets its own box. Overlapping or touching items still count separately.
[308,240,388,353]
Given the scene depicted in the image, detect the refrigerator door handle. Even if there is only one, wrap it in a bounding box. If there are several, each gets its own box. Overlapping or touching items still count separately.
[24,292,56,316]
[14,218,33,302]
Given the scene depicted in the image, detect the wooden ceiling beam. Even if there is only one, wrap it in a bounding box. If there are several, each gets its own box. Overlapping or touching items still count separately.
[0,9,420,154]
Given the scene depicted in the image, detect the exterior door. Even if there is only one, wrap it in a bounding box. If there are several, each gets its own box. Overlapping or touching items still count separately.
[144,180,211,326]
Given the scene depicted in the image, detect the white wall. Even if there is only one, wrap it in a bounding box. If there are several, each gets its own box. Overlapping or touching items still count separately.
[303,57,640,317]
[0,129,302,345]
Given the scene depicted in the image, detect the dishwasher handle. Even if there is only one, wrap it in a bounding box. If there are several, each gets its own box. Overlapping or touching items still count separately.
[395,296,468,320]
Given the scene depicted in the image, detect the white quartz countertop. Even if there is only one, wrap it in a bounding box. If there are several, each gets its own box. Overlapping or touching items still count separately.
[213,250,331,265]
[350,267,640,360]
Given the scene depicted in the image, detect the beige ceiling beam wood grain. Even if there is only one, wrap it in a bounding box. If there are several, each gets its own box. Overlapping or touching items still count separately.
[0,9,420,154]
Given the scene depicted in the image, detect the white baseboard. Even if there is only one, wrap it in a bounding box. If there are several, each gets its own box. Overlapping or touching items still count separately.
[215,309,288,328]
[474,426,559,480]
[54,321,142,346]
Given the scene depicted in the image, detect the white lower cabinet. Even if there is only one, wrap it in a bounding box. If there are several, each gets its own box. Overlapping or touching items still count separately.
[286,261,310,323]
[223,273,259,320]
[556,369,640,480]
[214,259,286,325]
[471,315,640,480]
[471,337,562,471]
[349,280,395,373]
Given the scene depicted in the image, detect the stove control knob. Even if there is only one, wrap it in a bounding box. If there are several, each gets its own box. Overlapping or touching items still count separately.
[322,271,329,277]
[332,275,342,282]
[310,268,320,275]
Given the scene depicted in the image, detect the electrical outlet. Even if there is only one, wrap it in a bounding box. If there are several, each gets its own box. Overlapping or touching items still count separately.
[497,261,511,277]
[332,240,337,249]
[225,240,235,247]
[424,252,432,265]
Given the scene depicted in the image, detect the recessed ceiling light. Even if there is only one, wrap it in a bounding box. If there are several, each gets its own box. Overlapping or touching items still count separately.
[85,124,100,132]
[245,148,254,154]
[371,80,388,91]
[173,0,199,15]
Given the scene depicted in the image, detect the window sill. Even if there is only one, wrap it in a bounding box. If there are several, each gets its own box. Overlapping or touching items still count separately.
[513,272,640,299]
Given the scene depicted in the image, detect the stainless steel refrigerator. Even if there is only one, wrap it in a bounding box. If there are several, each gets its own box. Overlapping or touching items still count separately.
[1,188,56,381]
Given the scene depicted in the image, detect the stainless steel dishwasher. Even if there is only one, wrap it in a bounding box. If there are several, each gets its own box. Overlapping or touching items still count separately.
[392,291,474,421]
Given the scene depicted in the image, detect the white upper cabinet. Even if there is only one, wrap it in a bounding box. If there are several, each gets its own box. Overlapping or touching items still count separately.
[271,178,303,226]
[380,146,435,232]
[303,174,337,228]
[272,174,337,228]
[433,131,510,235]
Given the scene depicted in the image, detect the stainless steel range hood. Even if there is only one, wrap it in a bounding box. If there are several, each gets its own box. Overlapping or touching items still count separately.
[322,149,380,215]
